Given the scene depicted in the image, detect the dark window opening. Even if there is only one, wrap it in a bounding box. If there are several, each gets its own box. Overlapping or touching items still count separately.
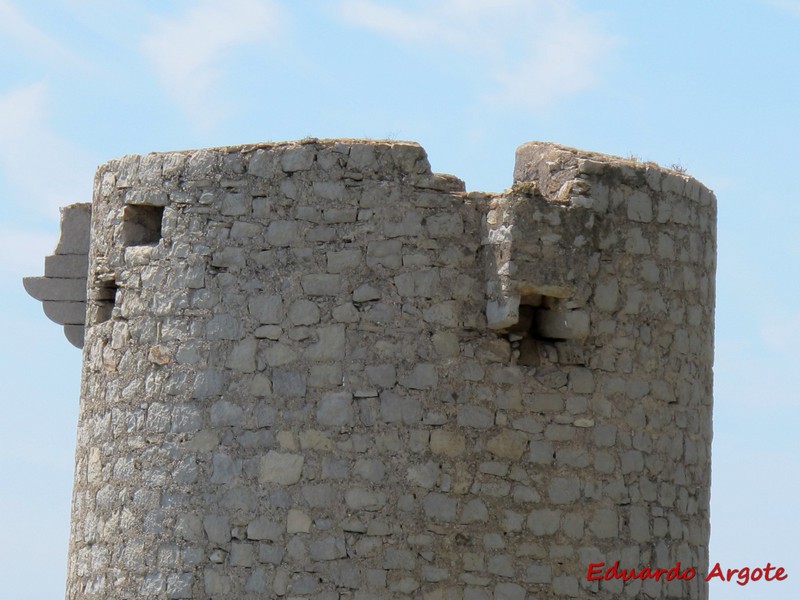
[94,279,118,324]
[506,294,581,367]
[122,205,164,246]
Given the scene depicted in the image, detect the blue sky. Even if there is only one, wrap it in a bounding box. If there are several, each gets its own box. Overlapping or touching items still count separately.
[1,1,798,598]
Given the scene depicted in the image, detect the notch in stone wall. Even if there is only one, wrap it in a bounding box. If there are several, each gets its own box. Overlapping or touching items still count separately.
[499,294,590,367]
[122,204,164,246]
[92,278,118,324]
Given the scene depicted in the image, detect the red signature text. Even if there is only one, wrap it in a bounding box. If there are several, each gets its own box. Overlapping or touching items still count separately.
[586,561,788,586]
[705,562,787,586]
[586,561,695,582]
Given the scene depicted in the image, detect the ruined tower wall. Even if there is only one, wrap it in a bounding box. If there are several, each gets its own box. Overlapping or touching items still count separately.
[62,139,715,599]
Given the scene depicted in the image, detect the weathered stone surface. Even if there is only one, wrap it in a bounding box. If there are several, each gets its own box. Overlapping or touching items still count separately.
[259,451,304,485]
[317,392,355,427]
[23,277,86,302]
[430,430,466,457]
[422,493,458,522]
[288,299,320,325]
[249,294,284,324]
[486,430,528,459]
[457,405,494,429]
[536,310,590,339]
[225,337,257,372]
[55,203,91,254]
[31,140,715,600]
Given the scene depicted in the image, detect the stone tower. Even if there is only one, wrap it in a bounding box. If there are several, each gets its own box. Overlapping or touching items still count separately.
[26,139,716,599]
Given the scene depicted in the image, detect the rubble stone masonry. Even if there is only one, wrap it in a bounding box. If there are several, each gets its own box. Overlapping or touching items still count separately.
[26,139,716,599]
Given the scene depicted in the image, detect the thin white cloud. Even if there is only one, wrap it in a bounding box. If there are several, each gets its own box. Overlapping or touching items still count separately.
[141,0,285,130]
[337,0,618,112]
[0,82,94,217]
[0,225,58,282]
[765,0,800,17]
[0,0,85,67]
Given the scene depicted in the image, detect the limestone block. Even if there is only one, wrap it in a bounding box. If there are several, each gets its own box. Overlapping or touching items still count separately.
[430,431,465,457]
[590,508,619,538]
[203,515,231,545]
[536,310,589,340]
[63,325,85,348]
[352,284,381,302]
[422,302,459,327]
[210,247,245,268]
[248,294,284,324]
[627,190,653,222]
[345,489,387,511]
[486,430,528,459]
[299,430,333,452]
[259,451,304,485]
[45,254,89,278]
[593,280,619,312]
[548,477,581,504]
[422,493,457,522]
[266,221,298,246]
[247,517,283,542]
[399,364,438,390]
[230,221,262,239]
[552,575,580,597]
[431,331,459,357]
[380,392,422,424]
[209,400,244,427]
[272,370,306,398]
[407,461,440,489]
[527,509,560,535]
[230,543,254,567]
[281,146,315,172]
[317,392,355,427]
[286,508,311,534]
[366,364,397,388]
[457,405,494,429]
[354,458,385,483]
[55,204,91,254]
[225,338,257,372]
[313,181,345,201]
[327,250,362,273]
[307,325,346,361]
[426,213,464,238]
[310,536,346,561]
[486,295,520,330]
[461,499,489,524]
[43,300,86,325]
[301,274,342,296]
[568,367,595,392]
[366,239,402,269]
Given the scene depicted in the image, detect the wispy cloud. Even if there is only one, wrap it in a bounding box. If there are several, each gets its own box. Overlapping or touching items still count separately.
[337,0,618,112]
[764,0,800,17]
[0,82,95,217]
[0,0,85,67]
[141,0,286,130]
[0,225,58,282]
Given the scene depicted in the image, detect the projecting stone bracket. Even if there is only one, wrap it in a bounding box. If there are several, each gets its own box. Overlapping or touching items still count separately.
[23,203,91,348]
[483,142,598,359]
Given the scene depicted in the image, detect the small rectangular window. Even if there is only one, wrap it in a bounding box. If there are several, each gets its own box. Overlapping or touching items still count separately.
[122,205,164,246]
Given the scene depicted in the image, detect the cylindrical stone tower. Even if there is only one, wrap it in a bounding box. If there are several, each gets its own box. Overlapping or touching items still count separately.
[46,139,715,599]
